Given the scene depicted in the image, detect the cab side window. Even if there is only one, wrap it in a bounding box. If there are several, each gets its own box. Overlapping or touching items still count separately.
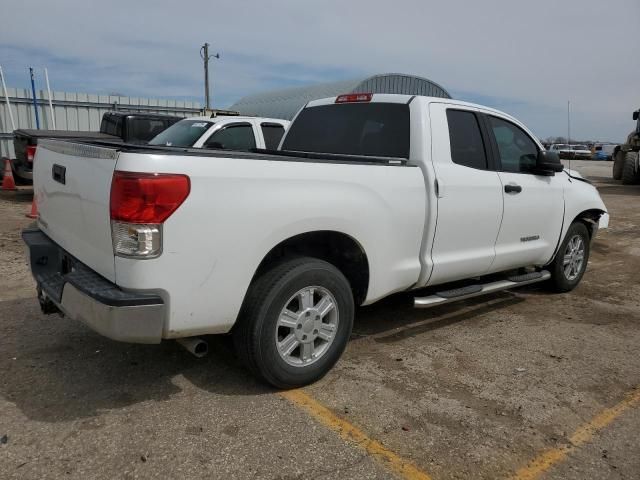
[446,110,488,170]
[488,116,538,173]
[261,123,285,150]
[204,124,256,151]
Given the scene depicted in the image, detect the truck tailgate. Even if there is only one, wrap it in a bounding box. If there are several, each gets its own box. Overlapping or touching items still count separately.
[34,140,118,282]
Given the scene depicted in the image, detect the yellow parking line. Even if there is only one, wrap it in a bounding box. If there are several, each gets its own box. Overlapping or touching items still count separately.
[280,389,432,480]
[512,387,640,480]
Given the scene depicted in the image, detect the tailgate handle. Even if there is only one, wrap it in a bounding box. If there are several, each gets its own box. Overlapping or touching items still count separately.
[52,164,66,185]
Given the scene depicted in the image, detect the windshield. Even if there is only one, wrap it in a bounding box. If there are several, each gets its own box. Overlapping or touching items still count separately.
[148,120,213,147]
[573,145,588,150]
[282,102,410,158]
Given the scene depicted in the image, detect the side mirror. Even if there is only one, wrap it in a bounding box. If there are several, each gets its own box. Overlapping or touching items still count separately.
[535,150,564,175]
[633,111,639,121]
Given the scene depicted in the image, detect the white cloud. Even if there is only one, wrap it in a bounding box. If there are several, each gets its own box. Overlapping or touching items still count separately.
[1,0,638,140]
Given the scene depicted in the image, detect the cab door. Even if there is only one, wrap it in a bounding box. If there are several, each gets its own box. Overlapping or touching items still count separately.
[483,114,565,271]
[199,121,258,151]
[427,104,504,285]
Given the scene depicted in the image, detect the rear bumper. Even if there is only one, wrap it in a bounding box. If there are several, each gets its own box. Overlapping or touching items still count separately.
[22,227,165,344]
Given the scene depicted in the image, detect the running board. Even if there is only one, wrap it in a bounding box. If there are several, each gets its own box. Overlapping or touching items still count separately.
[414,270,551,308]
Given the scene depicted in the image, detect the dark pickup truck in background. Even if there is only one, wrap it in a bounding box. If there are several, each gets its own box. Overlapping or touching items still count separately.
[10,112,180,183]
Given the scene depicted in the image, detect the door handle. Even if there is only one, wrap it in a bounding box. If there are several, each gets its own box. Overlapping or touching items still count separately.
[504,184,522,194]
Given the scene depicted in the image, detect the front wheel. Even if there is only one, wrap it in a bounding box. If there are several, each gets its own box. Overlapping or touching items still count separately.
[233,257,354,389]
[547,222,590,292]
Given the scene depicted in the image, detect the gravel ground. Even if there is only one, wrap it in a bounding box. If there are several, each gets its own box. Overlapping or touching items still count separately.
[1,160,638,479]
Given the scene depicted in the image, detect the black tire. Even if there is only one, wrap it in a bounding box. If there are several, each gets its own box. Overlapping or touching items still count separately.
[547,222,590,293]
[621,152,640,185]
[612,151,624,179]
[233,257,354,389]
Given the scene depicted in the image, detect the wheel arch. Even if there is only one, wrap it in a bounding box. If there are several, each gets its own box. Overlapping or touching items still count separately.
[250,230,370,306]
[548,207,606,266]
[573,208,607,239]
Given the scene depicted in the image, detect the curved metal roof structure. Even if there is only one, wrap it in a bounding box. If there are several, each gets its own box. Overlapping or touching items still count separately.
[229,73,451,120]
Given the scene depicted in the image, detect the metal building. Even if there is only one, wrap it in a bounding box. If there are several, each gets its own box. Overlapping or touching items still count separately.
[0,87,201,158]
[229,73,451,120]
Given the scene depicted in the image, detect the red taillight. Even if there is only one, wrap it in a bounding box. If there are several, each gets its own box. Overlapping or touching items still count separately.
[26,145,37,162]
[110,171,190,223]
[335,93,373,104]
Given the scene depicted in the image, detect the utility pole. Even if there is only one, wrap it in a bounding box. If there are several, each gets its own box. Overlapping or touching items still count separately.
[29,67,40,129]
[200,43,220,110]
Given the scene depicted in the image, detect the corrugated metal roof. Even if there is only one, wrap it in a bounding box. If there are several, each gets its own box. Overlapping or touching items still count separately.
[229,73,450,120]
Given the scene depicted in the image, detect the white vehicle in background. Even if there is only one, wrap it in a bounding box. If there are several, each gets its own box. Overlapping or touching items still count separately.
[24,93,608,388]
[571,145,592,160]
[548,143,574,159]
[149,115,290,150]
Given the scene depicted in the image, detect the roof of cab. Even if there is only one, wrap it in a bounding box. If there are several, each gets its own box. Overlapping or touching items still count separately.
[182,115,289,124]
[303,93,543,146]
[306,94,515,122]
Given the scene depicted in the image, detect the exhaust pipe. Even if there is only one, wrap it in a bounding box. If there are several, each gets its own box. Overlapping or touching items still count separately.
[176,337,208,358]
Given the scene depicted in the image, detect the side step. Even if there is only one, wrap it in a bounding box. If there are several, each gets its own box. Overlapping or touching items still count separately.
[414,270,551,308]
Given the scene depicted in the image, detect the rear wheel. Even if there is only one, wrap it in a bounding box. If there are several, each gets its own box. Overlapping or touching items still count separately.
[621,152,640,185]
[547,222,590,292]
[612,151,624,179]
[233,257,354,389]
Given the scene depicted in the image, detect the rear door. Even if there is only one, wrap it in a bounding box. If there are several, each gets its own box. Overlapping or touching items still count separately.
[484,114,564,271]
[34,140,118,281]
[427,104,504,285]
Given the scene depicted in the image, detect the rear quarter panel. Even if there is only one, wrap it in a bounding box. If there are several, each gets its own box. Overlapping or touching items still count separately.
[113,152,426,337]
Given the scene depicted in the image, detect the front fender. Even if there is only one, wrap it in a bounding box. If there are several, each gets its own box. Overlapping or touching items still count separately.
[554,176,608,259]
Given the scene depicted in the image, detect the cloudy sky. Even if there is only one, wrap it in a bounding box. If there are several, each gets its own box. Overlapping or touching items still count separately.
[1,0,638,141]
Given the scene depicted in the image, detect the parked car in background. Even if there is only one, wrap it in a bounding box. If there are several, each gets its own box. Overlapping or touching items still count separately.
[11,112,180,183]
[24,93,608,388]
[149,116,290,150]
[548,144,574,159]
[571,145,592,160]
[593,144,617,161]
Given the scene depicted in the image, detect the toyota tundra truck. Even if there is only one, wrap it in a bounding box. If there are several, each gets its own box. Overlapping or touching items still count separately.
[23,93,609,388]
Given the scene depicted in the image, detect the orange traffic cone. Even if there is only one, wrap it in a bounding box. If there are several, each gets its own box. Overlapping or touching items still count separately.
[1,158,17,191]
[26,195,38,219]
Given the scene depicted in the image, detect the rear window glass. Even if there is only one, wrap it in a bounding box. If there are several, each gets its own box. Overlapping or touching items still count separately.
[101,114,122,136]
[261,123,285,150]
[127,119,168,144]
[281,103,409,158]
[148,120,213,147]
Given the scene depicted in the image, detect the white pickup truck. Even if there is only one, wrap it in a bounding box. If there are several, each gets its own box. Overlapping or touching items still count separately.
[148,115,290,151]
[24,93,609,388]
